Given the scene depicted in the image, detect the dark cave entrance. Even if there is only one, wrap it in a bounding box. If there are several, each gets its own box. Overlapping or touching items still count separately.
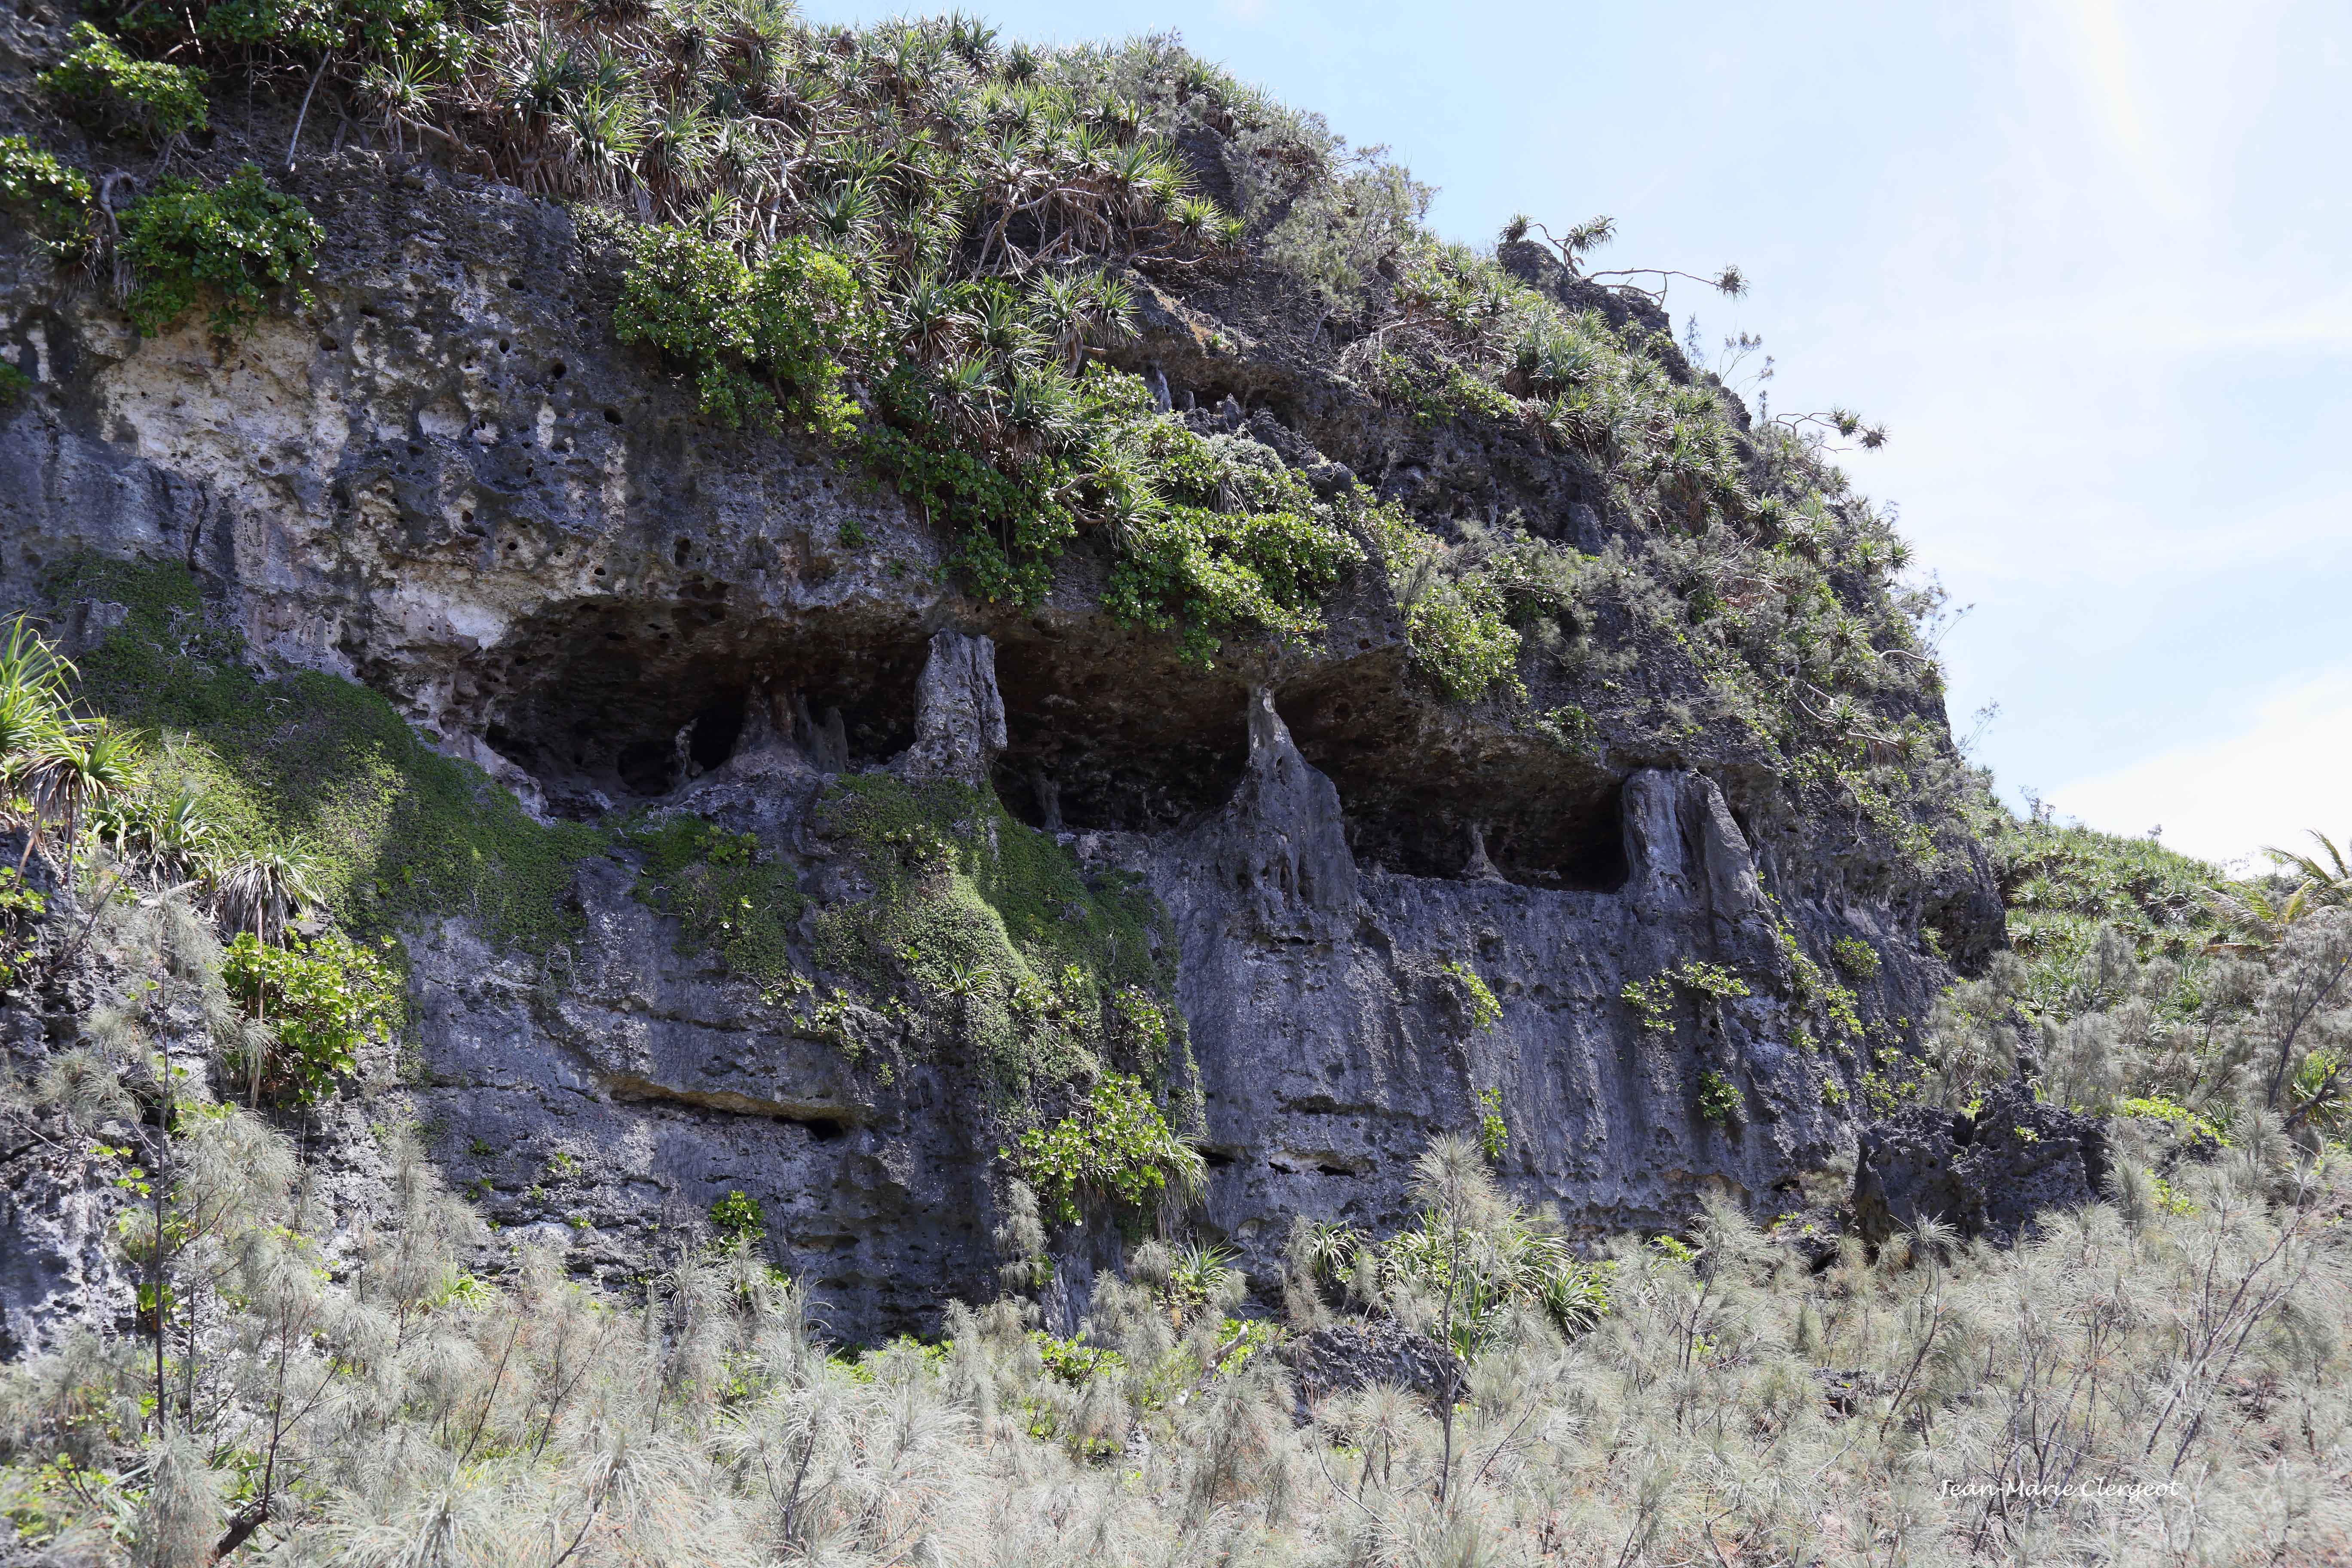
[1272,685,1629,893]
[473,599,927,817]
[988,629,1255,834]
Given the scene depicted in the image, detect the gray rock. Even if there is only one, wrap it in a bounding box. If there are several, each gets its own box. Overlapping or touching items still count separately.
[1852,1079,2110,1246]
[1279,1319,1463,1418]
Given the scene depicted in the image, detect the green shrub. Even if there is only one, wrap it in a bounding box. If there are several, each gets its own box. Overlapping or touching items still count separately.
[0,362,30,408]
[40,24,209,141]
[1032,1330,1125,1386]
[1476,1085,1507,1163]
[1622,975,1675,1035]
[707,1189,766,1246]
[1442,960,1501,1031]
[109,0,479,76]
[811,774,1176,1090]
[0,135,92,256]
[118,165,321,337]
[1830,935,1881,979]
[614,227,862,437]
[221,930,403,1103]
[1010,1073,1204,1225]
[1695,1068,1744,1126]
[0,866,46,987]
[2116,1095,2229,1147]
[1671,960,1751,1002]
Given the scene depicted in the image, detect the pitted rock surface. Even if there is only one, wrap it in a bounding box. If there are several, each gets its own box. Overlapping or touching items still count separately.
[1852,1079,2111,1246]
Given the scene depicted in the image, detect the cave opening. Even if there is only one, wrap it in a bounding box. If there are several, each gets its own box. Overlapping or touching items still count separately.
[1272,684,1629,893]
[988,630,1255,834]
[471,598,928,818]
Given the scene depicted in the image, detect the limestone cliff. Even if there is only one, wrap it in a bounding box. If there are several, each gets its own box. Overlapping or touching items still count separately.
[0,8,2001,1344]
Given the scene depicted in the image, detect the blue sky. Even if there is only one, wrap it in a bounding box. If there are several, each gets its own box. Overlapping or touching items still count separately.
[813,0,2352,869]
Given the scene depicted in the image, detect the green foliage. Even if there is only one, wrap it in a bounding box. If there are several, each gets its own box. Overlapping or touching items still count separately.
[1831,934,1881,979]
[614,227,861,437]
[1695,1067,1744,1126]
[117,165,320,338]
[1987,810,2230,1010]
[1622,975,1675,1035]
[2115,1094,2230,1146]
[1476,1085,1507,1163]
[1772,916,1865,1042]
[1031,1330,1125,1386]
[107,0,478,75]
[707,1189,766,1246]
[221,930,403,1103]
[0,135,93,256]
[1102,423,1366,666]
[1400,578,1523,702]
[1671,960,1751,1003]
[1365,509,1525,702]
[40,24,209,141]
[0,362,31,407]
[627,816,802,988]
[1011,1073,1204,1226]
[1305,1166,1614,1354]
[50,554,608,951]
[1442,960,1501,1031]
[812,774,1177,1092]
[0,866,46,987]
[1531,704,1597,756]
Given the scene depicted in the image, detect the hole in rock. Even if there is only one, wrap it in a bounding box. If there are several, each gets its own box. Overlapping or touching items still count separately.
[798,1117,848,1142]
[988,630,1252,833]
[1274,683,1628,892]
[469,599,928,817]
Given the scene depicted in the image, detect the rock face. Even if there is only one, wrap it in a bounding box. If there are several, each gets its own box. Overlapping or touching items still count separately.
[0,148,1999,1341]
[1852,1080,2110,1246]
[1279,1320,1463,1419]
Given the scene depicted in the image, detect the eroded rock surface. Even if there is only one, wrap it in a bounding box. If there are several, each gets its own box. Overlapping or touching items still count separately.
[1852,1080,2110,1246]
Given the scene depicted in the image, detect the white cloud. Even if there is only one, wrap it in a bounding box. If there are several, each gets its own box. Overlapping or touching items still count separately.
[2042,668,2352,870]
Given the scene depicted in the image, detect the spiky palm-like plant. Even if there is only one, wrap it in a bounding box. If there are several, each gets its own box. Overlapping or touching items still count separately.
[2267,830,2352,910]
[214,844,325,945]
[33,720,142,858]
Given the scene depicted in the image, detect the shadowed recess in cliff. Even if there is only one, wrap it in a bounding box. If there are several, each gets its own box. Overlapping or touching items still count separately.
[1273,683,1628,891]
[986,626,1255,834]
[475,598,928,815]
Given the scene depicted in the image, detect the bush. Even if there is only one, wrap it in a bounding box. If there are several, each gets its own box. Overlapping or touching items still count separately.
[39,24,209,141]
[614,227,862,437]
[708,1189,766,1246]
[628,816,802,989]
[1011,1073,1204,1225]
[1695,1067,1744,1125]
[0,136,92,257]
[1441,960,1501,1031]
[118,165,321,337]
[220,929,402,1103]
[109,0,478,76]
[51,554,610,953]
[1830,934,1881,978]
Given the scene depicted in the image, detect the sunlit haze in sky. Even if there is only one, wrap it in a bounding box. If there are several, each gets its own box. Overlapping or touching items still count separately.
[813,0,2352,871]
